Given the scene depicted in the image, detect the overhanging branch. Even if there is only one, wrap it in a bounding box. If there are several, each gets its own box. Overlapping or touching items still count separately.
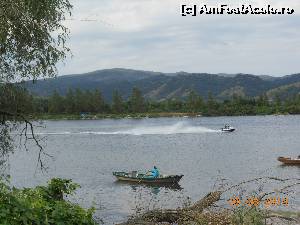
[0,109,51,170]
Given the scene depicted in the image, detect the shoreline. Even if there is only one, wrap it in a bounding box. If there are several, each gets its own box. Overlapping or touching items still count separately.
[31,112,293,121]
[118,190,300,225]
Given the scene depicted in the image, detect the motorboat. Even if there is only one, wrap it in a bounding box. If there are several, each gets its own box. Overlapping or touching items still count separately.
[221,124,235,132]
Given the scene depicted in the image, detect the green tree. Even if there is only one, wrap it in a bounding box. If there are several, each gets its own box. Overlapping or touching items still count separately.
[129,87,145,113]
[0,0,72,82]
[84,90,94,112]
[0,0,72,168]
[93,89,105,113]
[186,90,203,113]
[32,97,48,114]
[255,94,270,114]
[273,94,282,113]
[112,90,124,114]
[74,89,85,112]
[257,94,269,107]
[48,90,65,114]
[164,98,183,112]
[206,91,219,115]
[65,89,76,113]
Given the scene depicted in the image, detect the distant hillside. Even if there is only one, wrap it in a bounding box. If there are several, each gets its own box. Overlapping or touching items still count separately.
[266,82,300,100]
[23,68,300,101]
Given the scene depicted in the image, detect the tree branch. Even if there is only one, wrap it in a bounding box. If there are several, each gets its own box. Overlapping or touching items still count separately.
[0,109,52,170]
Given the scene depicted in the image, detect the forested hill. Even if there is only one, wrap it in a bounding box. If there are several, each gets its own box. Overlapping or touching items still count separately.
[23,68,300,101]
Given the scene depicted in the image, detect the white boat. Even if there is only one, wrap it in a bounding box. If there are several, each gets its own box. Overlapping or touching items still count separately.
[221,124,235,132]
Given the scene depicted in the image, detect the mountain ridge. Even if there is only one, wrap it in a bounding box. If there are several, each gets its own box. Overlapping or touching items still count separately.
[23,68,300,101]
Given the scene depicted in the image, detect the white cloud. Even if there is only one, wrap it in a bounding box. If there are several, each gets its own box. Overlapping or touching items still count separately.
[57,0,300,76]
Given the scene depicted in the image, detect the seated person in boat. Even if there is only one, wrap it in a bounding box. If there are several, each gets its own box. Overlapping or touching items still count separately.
[147,166,160,178]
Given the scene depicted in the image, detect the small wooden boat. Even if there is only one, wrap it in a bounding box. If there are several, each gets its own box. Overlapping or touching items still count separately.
[277,157,300,165]
[113,171,183,184]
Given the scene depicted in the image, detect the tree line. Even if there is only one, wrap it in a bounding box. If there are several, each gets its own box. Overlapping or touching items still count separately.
[5,85,300,116]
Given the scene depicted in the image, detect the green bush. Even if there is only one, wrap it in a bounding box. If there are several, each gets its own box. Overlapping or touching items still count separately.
[0,178,97,225]
[232,206,265,225]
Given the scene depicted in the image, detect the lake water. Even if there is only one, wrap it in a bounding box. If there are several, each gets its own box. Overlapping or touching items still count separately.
[8,115,300,224]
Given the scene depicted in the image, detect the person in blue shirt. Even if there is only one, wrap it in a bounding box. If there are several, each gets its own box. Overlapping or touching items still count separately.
[150,166,159,178]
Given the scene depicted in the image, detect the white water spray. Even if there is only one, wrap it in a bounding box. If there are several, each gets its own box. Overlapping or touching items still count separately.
[36,122,218,136]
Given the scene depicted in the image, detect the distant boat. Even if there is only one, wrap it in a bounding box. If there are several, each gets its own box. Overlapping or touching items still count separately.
[113,171,183,184]
[277,157,300,165]
[221,124,235,132]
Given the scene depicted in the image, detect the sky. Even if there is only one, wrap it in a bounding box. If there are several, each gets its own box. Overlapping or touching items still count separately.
[58,0,300,76]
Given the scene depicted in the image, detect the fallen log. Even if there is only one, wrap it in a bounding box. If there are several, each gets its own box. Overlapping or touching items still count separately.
[117,191,222,225]
[187,191,222,212]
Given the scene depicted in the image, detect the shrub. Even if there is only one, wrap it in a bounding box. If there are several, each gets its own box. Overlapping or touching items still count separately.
[231,206,265,225]
[0,178,97,225]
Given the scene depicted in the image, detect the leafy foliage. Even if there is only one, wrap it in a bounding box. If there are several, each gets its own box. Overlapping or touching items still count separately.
[0,84,35,161]
[0,0,72,172]
[232,206,265,225]
[128,87,145,113]
[0,178,97,225]
[112,90,124,114]
[0,84,34,118]
[24,86,300,116]
[0,0,72,82]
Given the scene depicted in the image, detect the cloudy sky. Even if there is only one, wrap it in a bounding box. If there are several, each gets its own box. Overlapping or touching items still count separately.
[58,0,300,76]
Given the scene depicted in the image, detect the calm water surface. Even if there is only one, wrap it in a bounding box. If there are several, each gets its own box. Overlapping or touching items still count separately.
[9,115,300,224]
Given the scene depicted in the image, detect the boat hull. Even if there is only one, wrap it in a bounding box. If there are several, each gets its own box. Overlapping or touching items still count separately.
[221,128,235,132]
[113,172,183,184]
[277,157,300,165]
